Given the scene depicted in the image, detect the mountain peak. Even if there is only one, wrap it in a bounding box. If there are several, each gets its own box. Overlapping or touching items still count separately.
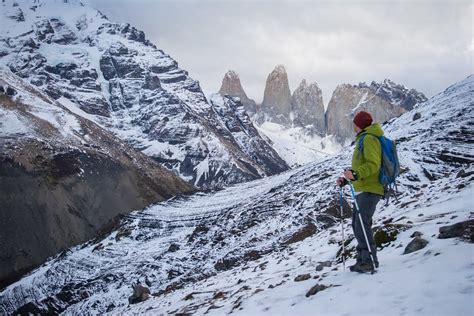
[298,78,307,88]
[358,79,427,110]
[224,70,239,80]
[260,65,292,125]
[218,70,257,114]
[269,64,288,78]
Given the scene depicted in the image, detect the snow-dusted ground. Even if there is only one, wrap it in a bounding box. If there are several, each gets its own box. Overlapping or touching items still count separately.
[256,121,342,167]
[1,73,472,314]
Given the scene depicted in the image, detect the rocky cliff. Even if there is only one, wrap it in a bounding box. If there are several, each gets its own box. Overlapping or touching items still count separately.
[218,70,257,115]
[251,66,424,143]
[326,81,427,143]
[291,79,325,135]
[259,65,292,125]
[0,0,288,189]
[0,69,194,290]
[359,79,427,111]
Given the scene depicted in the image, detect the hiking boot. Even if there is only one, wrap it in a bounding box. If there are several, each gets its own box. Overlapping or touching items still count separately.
[349,262,375,273]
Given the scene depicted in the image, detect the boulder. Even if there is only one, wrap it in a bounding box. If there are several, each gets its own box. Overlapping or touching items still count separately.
[403,236,429,254]
[294,274,311,282]
[305,284,329,297]
[128,284,150,304]
[438,220,474,242]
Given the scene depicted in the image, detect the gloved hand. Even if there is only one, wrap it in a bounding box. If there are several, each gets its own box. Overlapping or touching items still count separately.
[344,168,358,181]
[336,177,348,187]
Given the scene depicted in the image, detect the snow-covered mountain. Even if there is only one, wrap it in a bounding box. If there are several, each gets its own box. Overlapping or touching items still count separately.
[0,0,288,189]
[0,68,194,291]
[1,72,472,314]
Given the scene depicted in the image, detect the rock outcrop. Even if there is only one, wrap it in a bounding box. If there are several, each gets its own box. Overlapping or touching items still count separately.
[218,70,257,114]
[260,65,292,125]
[360,79,427,111]
[291,79,325,135]
[326,81,426,143]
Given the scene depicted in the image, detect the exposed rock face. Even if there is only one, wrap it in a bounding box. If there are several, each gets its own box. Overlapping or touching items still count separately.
[260,65,292,125]
[326,81,426,143]
[291,79,325,135]
[360,79,427,111]
[0,0,289,189]
[209,94,288,177]
[0,71,194,290]
[218,70,257,114]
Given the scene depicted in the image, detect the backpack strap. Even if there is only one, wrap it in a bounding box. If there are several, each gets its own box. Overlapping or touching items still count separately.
[357,134,366,155]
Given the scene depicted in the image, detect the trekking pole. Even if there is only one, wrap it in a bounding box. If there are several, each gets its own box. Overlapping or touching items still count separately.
[348,182,377,273]
[339,186,346,270]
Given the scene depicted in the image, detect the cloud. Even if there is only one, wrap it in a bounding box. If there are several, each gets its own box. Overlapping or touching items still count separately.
[90,0,472,104]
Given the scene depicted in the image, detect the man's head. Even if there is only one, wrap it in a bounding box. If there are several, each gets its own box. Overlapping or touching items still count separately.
[353,111,373,133]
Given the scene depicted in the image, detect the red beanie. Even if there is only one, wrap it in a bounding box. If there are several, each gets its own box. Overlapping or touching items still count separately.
[353,111,373,129]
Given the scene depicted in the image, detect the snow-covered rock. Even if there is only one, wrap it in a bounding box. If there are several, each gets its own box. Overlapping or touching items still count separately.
[0,0,288,189]
[326,79,426,143]
[360,79,428,111]
[1,71,471,315]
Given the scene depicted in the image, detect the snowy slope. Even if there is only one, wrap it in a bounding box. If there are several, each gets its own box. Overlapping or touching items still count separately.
[0,70,472,315]
[256,121,342,167]
[0,0,288,189]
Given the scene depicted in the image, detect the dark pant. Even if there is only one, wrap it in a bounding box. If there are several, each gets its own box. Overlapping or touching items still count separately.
[352,192,381,265]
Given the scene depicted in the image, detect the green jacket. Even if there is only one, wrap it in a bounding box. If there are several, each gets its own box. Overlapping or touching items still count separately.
[351,123,384,196]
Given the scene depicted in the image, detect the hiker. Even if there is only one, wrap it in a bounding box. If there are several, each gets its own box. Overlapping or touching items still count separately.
[336,111,384,273]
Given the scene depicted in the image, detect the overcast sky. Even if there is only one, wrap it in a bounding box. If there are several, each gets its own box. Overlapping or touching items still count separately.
[89,0,472,104]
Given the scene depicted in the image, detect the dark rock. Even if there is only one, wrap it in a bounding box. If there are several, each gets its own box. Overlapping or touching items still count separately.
[410,231,423,238]
[403,236,429,254]
[315,261,332,271]
[294,274,311,282]
[214,257,238,271]
[8,7,25,21]
[115,227,131,241]
[244,250,262,261]
[284,223,317,245]
[374,224,407,248]
[438,220,474,242]
[149,62,177,74]
[35,19,54,43]
[128,284,150,304]
[413,112,422,121]
[99,55,117,80]
[167,243,180,252]
[305,284,330,297]
[49,18,77,44]
[143,73,161,90]
[6,86,16,96]
[456,169,474,178]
